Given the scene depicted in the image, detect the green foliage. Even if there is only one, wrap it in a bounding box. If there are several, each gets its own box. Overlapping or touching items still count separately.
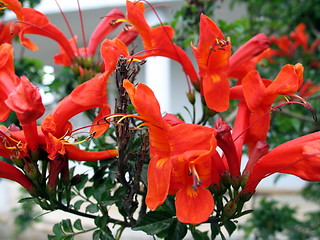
[241,198,300,240]
[170,0,219,48]
[231,0,320,36]
[48,218,97,240]
[14,58,45,86]
[12,190,42,237]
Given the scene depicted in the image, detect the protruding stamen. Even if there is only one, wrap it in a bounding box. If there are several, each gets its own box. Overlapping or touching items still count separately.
[206,38,230,66]
[189,165,202,191]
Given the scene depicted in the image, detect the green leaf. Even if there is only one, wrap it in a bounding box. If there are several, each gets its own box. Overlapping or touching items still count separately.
[190,228,209,240]
[84,187,95,198]
[93,230,101,240]
[73,200,85,211]
[132,211,174,235]
[155,195,176,216]
[48,235,59,240]
[62,219,74,233]
[233,209,254,218]
[86,204,99,214]
[93,229,115,240]
[100,196,118,207]
[73,219,83,231]
[52,222,64,237]
[100,227,115,240]
[93,185,109,202]
[165,220,187,240]
[94,216,108,228]
[224,220,237,236]
[210,223,220,239]
[62,236,74,240]
[75,174,88,191]
[18,197,36,203]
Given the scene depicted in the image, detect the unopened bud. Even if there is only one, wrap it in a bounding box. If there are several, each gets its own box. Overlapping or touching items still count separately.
[187,90,196,105]
[70,174,82,186]
[24,163,38,180]
[231,175,241,190]
[223,201,237,219]
[239,191,254,202]
[240,172,250,189]
[221,171,231,188]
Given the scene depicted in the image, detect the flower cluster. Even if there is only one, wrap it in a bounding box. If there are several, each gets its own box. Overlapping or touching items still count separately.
[0,0,320,237]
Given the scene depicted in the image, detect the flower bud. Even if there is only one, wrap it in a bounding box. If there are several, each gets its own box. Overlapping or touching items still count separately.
[231,175,241,190]
[24,163,38,180]
[187,90,196,105]
[220,171,231,188]
[223,201,237,219]
[240,171,250,188]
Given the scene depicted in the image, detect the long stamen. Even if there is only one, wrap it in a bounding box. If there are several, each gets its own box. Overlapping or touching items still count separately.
[54,0,81,57]
[62,132,95,146]
[136,0,193,92]
[76,0,87,58]
[189,165,202,191]
[287,93,317,121]
[206,38,230,66]
[234,100,316,142]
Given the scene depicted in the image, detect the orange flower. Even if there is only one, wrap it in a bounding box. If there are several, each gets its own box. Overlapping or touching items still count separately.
[0,43,20,122]
[0,161,35,192]
[242,63,304,146]
[124,0,198,84]
[192,14,231,112]
[1,0,131,68]
[229,33,270,81]
[244,131,320,193]
[123,79,217,224]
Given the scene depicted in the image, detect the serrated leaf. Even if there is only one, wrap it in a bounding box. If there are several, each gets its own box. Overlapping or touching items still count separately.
[86,204,99,214]
[73,219,83,231]
[62,219,74,233]
[132,211,174,235]
[224,220,237,236]
[73,200,85,210]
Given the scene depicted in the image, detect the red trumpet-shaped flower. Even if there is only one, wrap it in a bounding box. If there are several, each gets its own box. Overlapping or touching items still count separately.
[244,132,320,193]
[1,0,135,69]
[242,63,304,145]
[123,79,217,224]
[192,14,231,112]
[124,0,198,84]
[0,161,35,193]
[229,33,270,81]
[0,43,20,122]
